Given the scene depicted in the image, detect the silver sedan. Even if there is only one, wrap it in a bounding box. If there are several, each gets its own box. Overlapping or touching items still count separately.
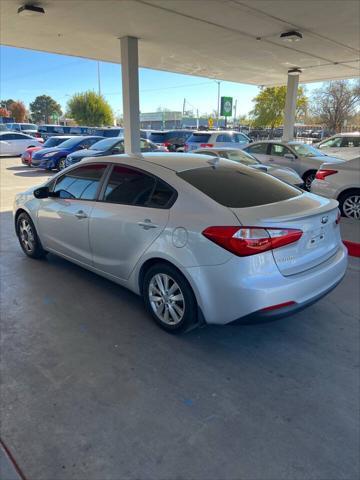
[193,147,304,187]
[14,153,347,333]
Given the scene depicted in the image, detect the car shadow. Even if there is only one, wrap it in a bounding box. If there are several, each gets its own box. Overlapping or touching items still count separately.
[13,170,54,178]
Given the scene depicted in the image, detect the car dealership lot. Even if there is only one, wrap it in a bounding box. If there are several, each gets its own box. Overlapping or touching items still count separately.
[1,157,359,480]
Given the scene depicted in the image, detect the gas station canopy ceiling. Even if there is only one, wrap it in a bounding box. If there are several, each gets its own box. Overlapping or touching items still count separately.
[1,0,359,85]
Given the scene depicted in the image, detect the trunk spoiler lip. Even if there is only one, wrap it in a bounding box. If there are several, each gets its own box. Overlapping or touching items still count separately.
[229,196,339,224]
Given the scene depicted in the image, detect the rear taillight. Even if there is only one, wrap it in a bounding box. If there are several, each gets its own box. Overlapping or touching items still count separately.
[202,226,303,257]
[315,169,338,180]
[200,143,214,148]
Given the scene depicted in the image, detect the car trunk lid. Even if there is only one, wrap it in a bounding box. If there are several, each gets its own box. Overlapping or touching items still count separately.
[230,195,341,276]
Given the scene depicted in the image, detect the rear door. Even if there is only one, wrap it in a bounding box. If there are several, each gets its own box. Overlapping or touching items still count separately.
[89,164,175,280]
[244,142,270,163]
[214,133,233,147]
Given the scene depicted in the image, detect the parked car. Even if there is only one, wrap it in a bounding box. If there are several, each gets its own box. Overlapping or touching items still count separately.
[38,125,72,140]
[311,157,360,219]
[148,130,193,152]
[314,132,360,159]
[0,132,43,156]
[193,147,304,187]
[31,136,103,170]
[6,122,40,137]
[14,153,347,333]
[185,130,250,152]
[64,137,161,168]
[21,136,75,166]
[242,140,344,190]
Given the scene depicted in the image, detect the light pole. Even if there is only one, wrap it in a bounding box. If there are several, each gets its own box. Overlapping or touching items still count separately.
[216,81,221,129]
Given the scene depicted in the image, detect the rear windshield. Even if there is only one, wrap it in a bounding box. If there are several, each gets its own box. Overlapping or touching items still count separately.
[178,165,301,208]
[187,133,211,143]
[90,138,121,150]
[43,137,70,147]
[149,132,167,142]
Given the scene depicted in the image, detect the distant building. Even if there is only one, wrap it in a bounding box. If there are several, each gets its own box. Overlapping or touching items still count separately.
[139,111,225,130]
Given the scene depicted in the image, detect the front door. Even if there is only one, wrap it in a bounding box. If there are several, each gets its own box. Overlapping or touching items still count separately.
[37,163,108,265]
[89,164,175,280]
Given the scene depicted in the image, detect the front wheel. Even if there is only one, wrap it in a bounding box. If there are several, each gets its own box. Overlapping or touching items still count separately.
[16,212,47,259]
[339,190,360,219]
[303,171,316,191]
[57,157,66,171]
[143,263,198,333]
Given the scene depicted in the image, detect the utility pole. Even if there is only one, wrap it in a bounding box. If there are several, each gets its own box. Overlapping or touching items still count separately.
[97,61,101,96]
[196,109,199,129]
[216,81,221,129]
[182,98,186,116]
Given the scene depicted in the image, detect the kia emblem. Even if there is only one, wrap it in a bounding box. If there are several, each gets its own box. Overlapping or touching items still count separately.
[321,216,328,224]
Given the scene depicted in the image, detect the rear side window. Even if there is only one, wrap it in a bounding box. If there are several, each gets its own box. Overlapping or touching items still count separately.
[103,165,176,208]
[187,133,211,143]
[54,164,107,200]
[178,165,301,208]
[246,143,268,155]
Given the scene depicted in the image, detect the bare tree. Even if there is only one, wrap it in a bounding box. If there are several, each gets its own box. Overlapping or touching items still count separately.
[310,80,359,132]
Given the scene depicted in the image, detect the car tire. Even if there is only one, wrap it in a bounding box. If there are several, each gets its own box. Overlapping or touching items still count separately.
[303,170,316,191]
[338,189,360,220]
[143,263,199,333]
[57,157,66,171]
[16,212,47,259]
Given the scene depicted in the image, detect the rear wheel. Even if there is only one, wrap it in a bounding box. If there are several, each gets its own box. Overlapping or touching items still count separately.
[143,263,198,333]
[339,190,360,219]
[16,212,47,259]
[303,170,316,191]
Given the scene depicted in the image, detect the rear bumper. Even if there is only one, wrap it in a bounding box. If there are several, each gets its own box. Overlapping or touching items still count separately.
[185,244,348,325]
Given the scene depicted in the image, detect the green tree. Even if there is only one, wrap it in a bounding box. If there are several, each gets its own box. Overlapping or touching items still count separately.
[67,91,113,126]
[0,99,15,110]
[30,95,62,123]
[250,86,307,131]
[9,101,27,122]
[310,80,360,132]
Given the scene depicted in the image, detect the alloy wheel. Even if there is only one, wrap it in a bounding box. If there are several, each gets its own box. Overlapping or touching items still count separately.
[148,273,185,325]
[19,218,35,253]
[343,195,360,219]
[58,158,65,170]
[305,173,315,190]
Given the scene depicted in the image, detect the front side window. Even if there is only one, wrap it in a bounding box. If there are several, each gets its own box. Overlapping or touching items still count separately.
[54,164,107,200]
[270,144,292,156]
[103,165,175,208]
[246,143,268,155]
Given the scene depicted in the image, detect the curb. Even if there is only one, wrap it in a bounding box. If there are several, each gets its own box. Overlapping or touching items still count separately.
[343,241,360,258]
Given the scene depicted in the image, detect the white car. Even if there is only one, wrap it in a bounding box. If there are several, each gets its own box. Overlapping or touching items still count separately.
[314,132,360,160]
[242,140,344,190]
[14,153,347,333]
[6,122,39,137]
[193,147,304,187]
[185,130,250,151]
[0,131,43,156]
[311,156,360,219]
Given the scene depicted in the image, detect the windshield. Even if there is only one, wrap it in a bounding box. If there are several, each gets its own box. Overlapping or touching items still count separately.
[220,150,259,165]
[21,124,37,130]
[43,137,69,148]
[318,137,342,148]
[290,143,324,157]
[90,138,122,151]
[57,137,83,148]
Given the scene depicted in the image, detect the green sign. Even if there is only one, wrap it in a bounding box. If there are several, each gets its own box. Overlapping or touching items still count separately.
[220,96,233,117]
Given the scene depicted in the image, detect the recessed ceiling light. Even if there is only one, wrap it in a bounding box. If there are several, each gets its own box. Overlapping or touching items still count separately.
[17,4,45,16]
[280,31,303,42]
[288,68,302,76]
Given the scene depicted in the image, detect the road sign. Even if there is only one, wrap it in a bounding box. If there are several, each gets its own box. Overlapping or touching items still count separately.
[208,117,214,128]
[220,97,233,117]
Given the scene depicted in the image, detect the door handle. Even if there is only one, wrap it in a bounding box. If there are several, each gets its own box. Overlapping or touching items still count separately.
[138,219,158,230]
[75,210,88,219]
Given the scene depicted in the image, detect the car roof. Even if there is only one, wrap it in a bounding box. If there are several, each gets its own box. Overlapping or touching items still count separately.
[331,132,360,137]
[82,152,221,172]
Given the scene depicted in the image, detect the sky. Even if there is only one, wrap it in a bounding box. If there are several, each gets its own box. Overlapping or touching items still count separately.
[1,45,320,118]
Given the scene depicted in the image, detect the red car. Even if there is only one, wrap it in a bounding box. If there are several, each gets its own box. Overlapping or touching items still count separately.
[21,136,73,166]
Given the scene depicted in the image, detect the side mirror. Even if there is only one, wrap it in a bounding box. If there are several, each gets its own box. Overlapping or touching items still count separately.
[284,153,296,160]
[33,186,50,199]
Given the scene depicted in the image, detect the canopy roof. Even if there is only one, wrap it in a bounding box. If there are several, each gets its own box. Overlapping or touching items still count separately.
[1,0,359,85]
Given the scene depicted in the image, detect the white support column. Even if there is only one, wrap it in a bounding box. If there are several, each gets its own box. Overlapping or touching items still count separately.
[120,36,140,155]
[283,72,299,142]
